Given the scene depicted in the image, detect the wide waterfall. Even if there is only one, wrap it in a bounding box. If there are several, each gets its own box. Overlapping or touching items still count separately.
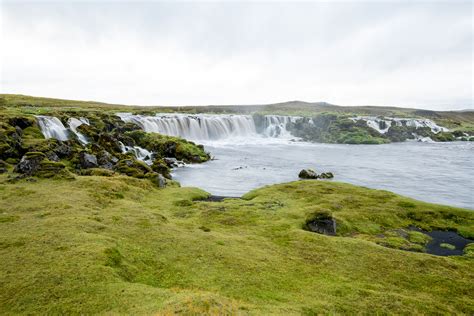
[117,113,296,141]
[36,116,90,144]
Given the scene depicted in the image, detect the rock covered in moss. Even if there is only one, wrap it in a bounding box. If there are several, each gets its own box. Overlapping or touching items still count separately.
[151,159,171,178]
[14,152,47,175]
[146,172,167,188]
[114,159,152,178]
[13,152,73,179]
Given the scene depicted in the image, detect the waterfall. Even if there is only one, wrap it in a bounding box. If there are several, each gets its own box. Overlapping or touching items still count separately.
[67,118,90,144]
[36,116,70,141]
[351,116,448,134]
[119,142,153,165]
[36,115,89,144]
[117,113,297,141]
[260,115,299,138]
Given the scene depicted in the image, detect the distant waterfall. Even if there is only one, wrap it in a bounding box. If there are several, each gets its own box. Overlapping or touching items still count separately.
[350,116,449,134]
[36,116,89,144]
[117,113,296,141]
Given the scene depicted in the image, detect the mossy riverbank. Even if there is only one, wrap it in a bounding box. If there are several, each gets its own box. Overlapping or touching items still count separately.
[0,175,473,314]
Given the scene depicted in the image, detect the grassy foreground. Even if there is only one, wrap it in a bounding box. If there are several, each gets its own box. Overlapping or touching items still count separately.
[0,174,473,314]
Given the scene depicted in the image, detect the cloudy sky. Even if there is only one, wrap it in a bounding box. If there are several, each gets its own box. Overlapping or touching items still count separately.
[1,1,472,110]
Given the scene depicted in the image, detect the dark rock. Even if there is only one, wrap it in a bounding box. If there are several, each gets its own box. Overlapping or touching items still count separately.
[54,142,73,158]
[0,159,7,174]
[299,169,319,179]
[79,152,98,169]
[14,152,46,175]
[163,157,184,168]
[8,117,34,129]
[163,142,177,157]
[319,172,334,179]
[97,150,118,169]
[45,151,60,162]
[305,213,337,236]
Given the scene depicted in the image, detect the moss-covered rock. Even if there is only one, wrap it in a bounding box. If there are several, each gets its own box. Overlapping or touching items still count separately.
[114,159,152,178]
[126,130,210,162]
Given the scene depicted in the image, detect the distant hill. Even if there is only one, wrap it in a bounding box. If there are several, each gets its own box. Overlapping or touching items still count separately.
[1,94,473,125]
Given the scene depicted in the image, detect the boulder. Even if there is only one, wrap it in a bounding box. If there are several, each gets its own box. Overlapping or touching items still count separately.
[14,152,46,175]
[54,142,73,158]
[305,212,337,236]
[148,173,167,188]
[97,150,118,169]
[299,169,319,179]
[319,172,334,179]
[79,152,98,169]
[163,157,184,168]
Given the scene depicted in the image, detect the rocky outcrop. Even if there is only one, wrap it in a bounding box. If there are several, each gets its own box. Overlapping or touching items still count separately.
[14,152,73,179]
[14,152,46,175]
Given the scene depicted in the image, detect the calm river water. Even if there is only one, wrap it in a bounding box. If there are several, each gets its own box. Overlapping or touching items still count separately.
[173,140,474,209]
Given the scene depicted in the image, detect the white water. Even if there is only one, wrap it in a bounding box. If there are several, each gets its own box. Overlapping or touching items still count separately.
[36,115,89,144]
[36,116,70,141]
[351,116,448,134]
[117,113,450,142]
[119,141,153,165]
[117,113,297,141]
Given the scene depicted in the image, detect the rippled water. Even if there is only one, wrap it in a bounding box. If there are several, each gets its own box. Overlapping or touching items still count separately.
[173,140,474,209]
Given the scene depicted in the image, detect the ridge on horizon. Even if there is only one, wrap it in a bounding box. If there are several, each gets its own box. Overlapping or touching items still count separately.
[1,93,472,113]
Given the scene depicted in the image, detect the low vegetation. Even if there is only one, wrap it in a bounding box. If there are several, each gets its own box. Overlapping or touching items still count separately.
[0,175,472,314]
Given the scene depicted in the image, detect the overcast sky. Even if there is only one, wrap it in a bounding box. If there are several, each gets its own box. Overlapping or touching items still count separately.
[1,1,472,110]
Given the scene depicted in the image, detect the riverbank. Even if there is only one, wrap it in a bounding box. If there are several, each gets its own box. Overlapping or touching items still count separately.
[0,174,473,314]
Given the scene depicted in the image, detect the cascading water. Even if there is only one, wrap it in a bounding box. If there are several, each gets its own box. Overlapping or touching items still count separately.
[36,116,71,141]
[117,113,297,141]
[119,142,153,165]
[351,116,448,134]
[36,115,89,144]
[67,117,90,144]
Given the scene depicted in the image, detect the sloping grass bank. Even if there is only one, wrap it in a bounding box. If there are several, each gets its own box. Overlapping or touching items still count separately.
[0,175,472,314]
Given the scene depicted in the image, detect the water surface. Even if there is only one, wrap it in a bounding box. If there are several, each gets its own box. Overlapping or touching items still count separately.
[173,141,474,209]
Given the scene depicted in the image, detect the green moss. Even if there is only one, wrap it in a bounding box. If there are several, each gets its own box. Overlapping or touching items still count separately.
[408,231,431,245]
[0,175,473,314]
[114,159,152,178]
[127,130,209,162]
[440,243,456,250]
[80,168,116,177]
